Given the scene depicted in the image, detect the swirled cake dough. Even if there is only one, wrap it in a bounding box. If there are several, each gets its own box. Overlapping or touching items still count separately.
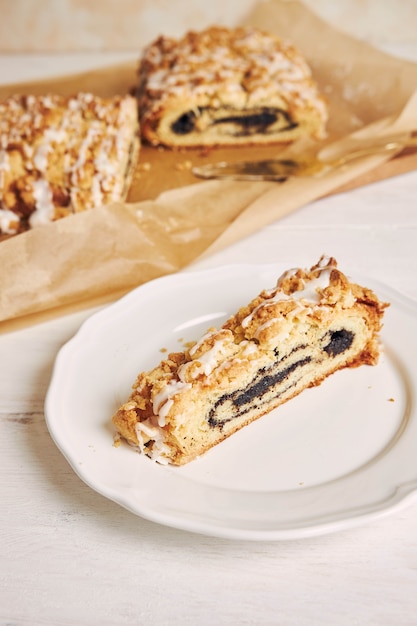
[112,256,388,465]
[136,25,328,148]
[0,93,139,237]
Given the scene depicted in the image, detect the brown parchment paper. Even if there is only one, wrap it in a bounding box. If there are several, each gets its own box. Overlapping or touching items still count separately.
[1,0,417,331]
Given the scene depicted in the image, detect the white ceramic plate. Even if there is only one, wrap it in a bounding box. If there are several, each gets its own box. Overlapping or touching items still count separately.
[45,264,417,540]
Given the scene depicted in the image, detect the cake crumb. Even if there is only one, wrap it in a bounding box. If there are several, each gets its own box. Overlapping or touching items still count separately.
[137,161,151,171]
[198,148,213,157]
[175,160,193,171]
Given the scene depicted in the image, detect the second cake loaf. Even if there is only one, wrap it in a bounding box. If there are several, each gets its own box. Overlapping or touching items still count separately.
[0,92,140,237]
[136,26,328,148]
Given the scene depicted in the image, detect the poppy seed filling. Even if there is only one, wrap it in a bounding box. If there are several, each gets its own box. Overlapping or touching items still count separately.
[207,328,355,428]
[208,355,313,427]
[171,106,297,136]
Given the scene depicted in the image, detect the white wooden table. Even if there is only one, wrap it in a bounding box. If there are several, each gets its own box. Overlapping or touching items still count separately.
[1,47,417,626]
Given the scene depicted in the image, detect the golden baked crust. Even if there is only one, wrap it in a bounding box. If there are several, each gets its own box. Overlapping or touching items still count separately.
[137,25,327,148]
[112,256,388,465]
[0,93,140,237]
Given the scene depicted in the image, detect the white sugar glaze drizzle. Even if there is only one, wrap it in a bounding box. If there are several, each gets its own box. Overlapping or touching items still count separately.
[29,178,55,227]
[188,328,219,357]
[178,336,231,381]
[33,128,67,173]
[240,340,259,356]
[0,149,10,171]
[254,319,291,342]
[0,208,20,234]
[68,125,101,182]
[33,144,50,173]
[135,419,171,464]
[152,380,191,426]
[242,258,339,330]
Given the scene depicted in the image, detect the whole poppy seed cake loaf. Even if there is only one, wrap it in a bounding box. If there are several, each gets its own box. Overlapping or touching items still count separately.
[0,92,139,237]
[112,256,388,465]
[136,25,328,148]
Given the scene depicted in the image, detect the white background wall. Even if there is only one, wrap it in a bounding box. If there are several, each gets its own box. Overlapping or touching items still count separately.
[0,0,416,51]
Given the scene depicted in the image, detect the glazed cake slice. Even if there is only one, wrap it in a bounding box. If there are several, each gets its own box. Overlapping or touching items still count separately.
[0,92,140,237]
[112,256,388,465]
[136,26,327,148]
